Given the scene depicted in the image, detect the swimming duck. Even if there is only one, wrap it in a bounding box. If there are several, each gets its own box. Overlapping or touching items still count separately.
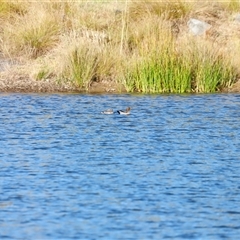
[101,109,114,114]
[117,107,131,115]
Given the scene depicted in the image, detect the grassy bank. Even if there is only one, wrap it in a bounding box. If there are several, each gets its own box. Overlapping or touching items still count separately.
[0,0,240,93]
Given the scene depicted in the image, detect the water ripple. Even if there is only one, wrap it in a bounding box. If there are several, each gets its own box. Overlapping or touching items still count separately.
[0,93,240,239]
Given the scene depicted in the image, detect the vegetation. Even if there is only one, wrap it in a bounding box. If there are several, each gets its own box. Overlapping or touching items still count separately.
[0,0,239,93]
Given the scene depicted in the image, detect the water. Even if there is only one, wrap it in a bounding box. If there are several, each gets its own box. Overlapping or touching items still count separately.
[0,93,240,239]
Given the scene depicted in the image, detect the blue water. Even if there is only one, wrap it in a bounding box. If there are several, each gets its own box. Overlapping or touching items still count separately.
[0,93,240,239]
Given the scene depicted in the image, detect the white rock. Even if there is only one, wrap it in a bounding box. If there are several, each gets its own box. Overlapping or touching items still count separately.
[234,13,240,22]
[187,18,212,36]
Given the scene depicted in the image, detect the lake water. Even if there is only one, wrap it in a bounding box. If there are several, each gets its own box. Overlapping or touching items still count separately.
[0,93,240,239]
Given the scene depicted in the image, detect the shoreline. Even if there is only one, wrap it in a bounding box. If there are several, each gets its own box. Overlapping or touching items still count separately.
[0,77,239,94]
[0,54,239,94]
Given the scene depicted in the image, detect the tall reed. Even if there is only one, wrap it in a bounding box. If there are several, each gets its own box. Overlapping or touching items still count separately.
[125,48,192,93]
[187,41,237,93]
[124,16,193,93]
[66,46,98,90]
[124,31,237,93]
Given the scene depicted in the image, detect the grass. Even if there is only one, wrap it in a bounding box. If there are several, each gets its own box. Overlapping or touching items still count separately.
[128,0,192,20]
[1,3,61,58]
[126,51,235,93]
[125,48,193,93]
[0,1,27,18]
[220,0,240,12]
[0,0,239,93]
[68,46,98,90]
[192,49,237,93]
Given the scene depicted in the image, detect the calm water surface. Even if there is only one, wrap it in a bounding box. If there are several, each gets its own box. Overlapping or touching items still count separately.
[0,93,240,239]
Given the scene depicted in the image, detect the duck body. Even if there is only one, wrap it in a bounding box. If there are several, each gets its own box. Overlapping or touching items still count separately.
[101,109,114,114]
[117,107,131,115]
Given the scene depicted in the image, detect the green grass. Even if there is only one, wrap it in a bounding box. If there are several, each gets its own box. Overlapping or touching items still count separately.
[36,69,49,80]
[125,41,236,93]
[187,42,237,93]
[67,47,98,90]
[125,49,192,93]
[194,57,236,93]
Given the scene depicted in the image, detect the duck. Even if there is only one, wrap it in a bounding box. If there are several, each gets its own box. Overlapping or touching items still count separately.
[101,109,114,114]
[117,107,131,115]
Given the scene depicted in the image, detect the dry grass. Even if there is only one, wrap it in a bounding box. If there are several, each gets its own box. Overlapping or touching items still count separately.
[1,2,62,58]
[128,0,192,21]
[0,0,239,92]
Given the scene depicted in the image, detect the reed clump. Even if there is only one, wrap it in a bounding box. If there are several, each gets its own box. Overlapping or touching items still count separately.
[187,42,237,93]
[0,0,239,93]
[1,3,61,58]
[125,51,193,93]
